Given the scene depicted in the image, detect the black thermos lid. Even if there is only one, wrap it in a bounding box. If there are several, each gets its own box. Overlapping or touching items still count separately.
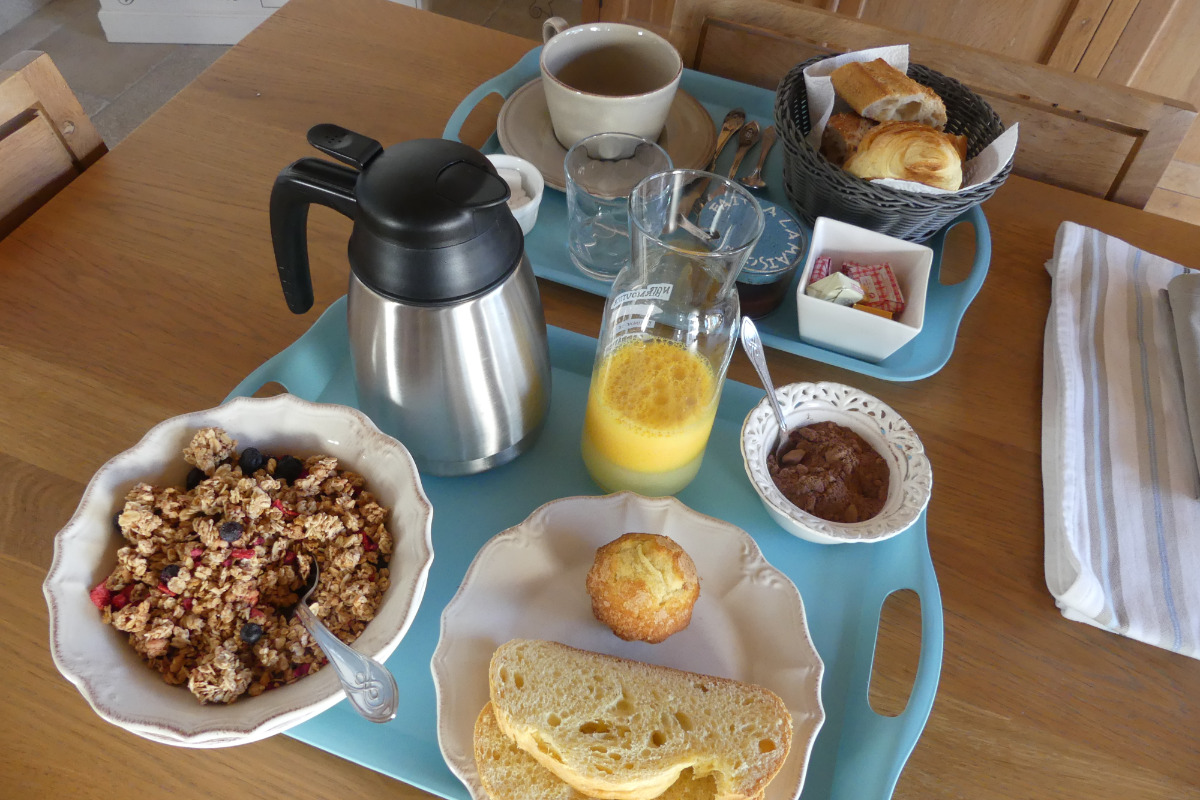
[349,138,524,304]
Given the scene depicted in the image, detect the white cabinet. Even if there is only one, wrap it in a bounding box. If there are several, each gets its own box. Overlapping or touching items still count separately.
[99,0,423,44]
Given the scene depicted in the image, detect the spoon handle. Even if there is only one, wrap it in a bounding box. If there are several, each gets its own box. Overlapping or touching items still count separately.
[741,125,776,185]
[296,602,399,723]
[707,108,747,171]
[727,122,761,180]
[739,318,791,445]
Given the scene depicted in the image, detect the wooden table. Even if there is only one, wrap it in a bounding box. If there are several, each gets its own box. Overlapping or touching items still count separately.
[2,0,1197,796]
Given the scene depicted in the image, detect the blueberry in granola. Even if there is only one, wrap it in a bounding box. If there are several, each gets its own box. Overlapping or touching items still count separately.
[92,426,393,704]
[274,455,304,483]
[185,466,206,490]
[239,446,265,474]
[240,622,264,645]
[219,520,244,543]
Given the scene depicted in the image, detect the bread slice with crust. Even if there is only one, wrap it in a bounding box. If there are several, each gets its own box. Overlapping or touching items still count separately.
[487,639,792,800]
[830,58,947,130]
[474,702,763,800]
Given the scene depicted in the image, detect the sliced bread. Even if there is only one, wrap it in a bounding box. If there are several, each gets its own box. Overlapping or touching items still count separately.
[473,702,761,800]
[487,639,793,800]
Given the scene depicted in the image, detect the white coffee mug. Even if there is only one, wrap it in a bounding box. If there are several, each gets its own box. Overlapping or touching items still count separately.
[540,16,683,150]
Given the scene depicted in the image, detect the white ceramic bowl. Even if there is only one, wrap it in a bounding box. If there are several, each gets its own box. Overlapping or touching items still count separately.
[43,394,435,747]
[741,382,932,544]
[795,217,933,362]
[487,153,545,235]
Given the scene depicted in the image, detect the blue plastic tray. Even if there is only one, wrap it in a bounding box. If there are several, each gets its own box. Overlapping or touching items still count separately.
[226,296,943,800]
[444,48,991,381]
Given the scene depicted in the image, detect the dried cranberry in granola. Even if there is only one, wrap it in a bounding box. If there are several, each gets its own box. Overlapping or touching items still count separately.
[93,427,394,704]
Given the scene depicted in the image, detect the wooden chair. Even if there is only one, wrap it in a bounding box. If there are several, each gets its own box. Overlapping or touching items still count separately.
[593,0,1197,208]
[0,51,106,239]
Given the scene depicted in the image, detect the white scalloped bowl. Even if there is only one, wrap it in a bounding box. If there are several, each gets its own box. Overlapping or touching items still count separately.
[42,394,435,747]
[741,382,932,544]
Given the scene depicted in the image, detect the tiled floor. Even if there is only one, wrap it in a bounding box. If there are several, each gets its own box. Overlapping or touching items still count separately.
[1,0,1197,228]
[0,0,578,145]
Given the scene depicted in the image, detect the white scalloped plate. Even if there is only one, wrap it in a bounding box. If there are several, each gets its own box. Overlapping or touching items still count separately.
[741,381,933,544]
[433,492,825,800]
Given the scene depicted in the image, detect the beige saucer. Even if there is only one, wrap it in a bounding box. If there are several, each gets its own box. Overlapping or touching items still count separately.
[497,78,716,192]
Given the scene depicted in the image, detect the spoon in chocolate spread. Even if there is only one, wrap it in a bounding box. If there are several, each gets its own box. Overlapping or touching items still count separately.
[739,317,792,462]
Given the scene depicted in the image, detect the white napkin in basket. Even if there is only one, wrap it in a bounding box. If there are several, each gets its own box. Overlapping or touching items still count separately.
[1043,221,1200,659]
[801,45,1018,195]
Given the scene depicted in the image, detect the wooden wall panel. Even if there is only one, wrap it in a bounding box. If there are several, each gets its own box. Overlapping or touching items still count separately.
[686,7,1195,206]
[853,0,1078,64]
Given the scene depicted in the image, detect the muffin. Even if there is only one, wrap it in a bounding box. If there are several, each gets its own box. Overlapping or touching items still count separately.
[586,533,700,643]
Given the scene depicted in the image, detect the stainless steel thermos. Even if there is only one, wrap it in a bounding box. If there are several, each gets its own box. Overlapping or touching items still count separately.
[270,124,551,476]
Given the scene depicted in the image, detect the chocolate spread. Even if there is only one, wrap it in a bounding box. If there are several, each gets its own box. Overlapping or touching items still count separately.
[767,421,889,523]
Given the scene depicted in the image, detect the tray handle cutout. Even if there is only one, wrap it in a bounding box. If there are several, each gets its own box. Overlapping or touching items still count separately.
[443,49,541,144]
[225,298,351,403]
[927,206,990,325]
[868,588,921,717]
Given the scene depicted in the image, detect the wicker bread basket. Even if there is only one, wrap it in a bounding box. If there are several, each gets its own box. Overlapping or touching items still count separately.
[775,56,1011,242]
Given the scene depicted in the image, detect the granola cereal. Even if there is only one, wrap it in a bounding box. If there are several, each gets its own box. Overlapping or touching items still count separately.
[91,427,393,704]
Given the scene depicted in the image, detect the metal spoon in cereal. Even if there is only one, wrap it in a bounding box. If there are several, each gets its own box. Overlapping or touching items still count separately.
[293,560,399,723]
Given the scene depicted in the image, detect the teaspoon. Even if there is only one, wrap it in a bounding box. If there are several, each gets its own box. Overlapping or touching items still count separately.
[739,125,776,190]
[293,560,399,723]
[679,109,748,222]
[726,121,761,181]
[739,317,792,461]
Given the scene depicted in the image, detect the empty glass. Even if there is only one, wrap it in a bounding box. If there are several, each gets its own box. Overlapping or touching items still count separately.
[564,132,672,281]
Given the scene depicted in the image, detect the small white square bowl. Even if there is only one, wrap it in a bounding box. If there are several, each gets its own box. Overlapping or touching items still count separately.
[795,217,933,362]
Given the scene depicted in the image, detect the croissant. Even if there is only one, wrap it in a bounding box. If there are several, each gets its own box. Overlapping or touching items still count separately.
[844,121,967,191]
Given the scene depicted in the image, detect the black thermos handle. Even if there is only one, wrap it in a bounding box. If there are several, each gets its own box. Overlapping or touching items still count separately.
[269,157,359,314]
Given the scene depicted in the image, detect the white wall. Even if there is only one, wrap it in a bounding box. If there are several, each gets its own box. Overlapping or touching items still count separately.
[0,0,56,36]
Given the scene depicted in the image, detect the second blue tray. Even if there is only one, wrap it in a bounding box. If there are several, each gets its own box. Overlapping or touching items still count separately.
[444,48,991,381]
[226,295,943,800]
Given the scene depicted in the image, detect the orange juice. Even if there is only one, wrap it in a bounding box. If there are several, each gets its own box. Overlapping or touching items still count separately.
[581,337,720,496]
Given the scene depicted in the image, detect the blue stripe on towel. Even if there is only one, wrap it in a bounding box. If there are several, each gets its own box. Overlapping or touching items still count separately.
[1088,229,1118,624]
[1133,249,1183,650]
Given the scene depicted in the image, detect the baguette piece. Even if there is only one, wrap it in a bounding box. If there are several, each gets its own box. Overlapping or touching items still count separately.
[488,639,792,800]
[474,702,762,800]
[830,58,947,130]
[844,120,964,190]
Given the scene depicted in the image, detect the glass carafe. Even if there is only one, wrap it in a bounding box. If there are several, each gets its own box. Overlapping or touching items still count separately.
[581,169,765,496]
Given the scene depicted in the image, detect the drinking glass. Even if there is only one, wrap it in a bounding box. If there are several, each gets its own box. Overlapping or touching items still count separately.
[564,132,672,281]
[580,169,765,495]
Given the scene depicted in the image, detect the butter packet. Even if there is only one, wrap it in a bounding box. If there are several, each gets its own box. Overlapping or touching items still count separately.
[806,272,864,306]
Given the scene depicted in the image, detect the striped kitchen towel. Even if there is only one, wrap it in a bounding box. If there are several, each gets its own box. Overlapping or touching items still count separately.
[1043,221,1200,659]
